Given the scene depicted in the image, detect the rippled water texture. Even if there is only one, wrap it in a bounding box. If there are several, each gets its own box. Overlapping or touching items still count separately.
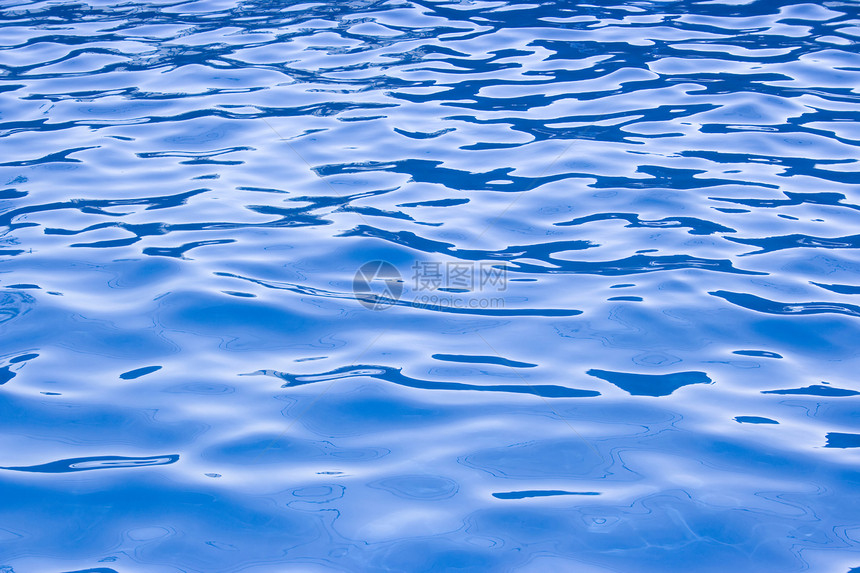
[1,0,860,571]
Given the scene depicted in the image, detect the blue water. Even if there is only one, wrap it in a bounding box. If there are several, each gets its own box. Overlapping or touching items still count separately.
[1,0,860,571]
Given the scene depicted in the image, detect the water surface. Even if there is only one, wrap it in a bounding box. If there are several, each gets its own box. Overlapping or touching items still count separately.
[1,0,860,571]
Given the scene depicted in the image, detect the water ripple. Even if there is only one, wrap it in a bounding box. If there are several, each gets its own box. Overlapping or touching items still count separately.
[2,0,860,571]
